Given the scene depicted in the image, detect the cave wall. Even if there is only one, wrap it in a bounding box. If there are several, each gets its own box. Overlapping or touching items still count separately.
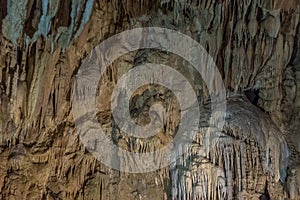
[0,0,300,199]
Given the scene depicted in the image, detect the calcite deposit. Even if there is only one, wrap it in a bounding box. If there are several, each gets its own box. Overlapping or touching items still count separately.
[0,0,300,199]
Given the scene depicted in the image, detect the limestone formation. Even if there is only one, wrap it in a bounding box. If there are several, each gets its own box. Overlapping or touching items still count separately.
[0,0,300,199]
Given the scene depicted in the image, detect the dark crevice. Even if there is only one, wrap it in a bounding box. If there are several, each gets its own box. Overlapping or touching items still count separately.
[0,0,7,33]
[259,180,271,200]
[25,42,36,108]
[256,6,264,22]
[17,47,22,67]
[24,0,40,38]
[244,88,260,106]
[55,0,72,28]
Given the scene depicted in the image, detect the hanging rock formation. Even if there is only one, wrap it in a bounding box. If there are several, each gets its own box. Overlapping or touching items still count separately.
[0,0,300,199]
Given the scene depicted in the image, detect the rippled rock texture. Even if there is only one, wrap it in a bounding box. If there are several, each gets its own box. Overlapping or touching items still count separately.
[0,0,300,199]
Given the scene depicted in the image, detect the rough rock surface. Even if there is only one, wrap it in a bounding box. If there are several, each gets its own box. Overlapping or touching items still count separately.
[0,0,300,199]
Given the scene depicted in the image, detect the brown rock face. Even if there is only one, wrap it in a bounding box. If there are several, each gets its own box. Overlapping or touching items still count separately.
[0,0,300,199]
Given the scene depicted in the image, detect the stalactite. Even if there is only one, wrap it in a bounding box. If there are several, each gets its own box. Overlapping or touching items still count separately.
[170,95,290,199]
[0,0,299,199]
[2,0,28,44]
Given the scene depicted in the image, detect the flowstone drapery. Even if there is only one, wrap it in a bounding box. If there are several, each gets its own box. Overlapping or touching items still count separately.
[0,0,300,199]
